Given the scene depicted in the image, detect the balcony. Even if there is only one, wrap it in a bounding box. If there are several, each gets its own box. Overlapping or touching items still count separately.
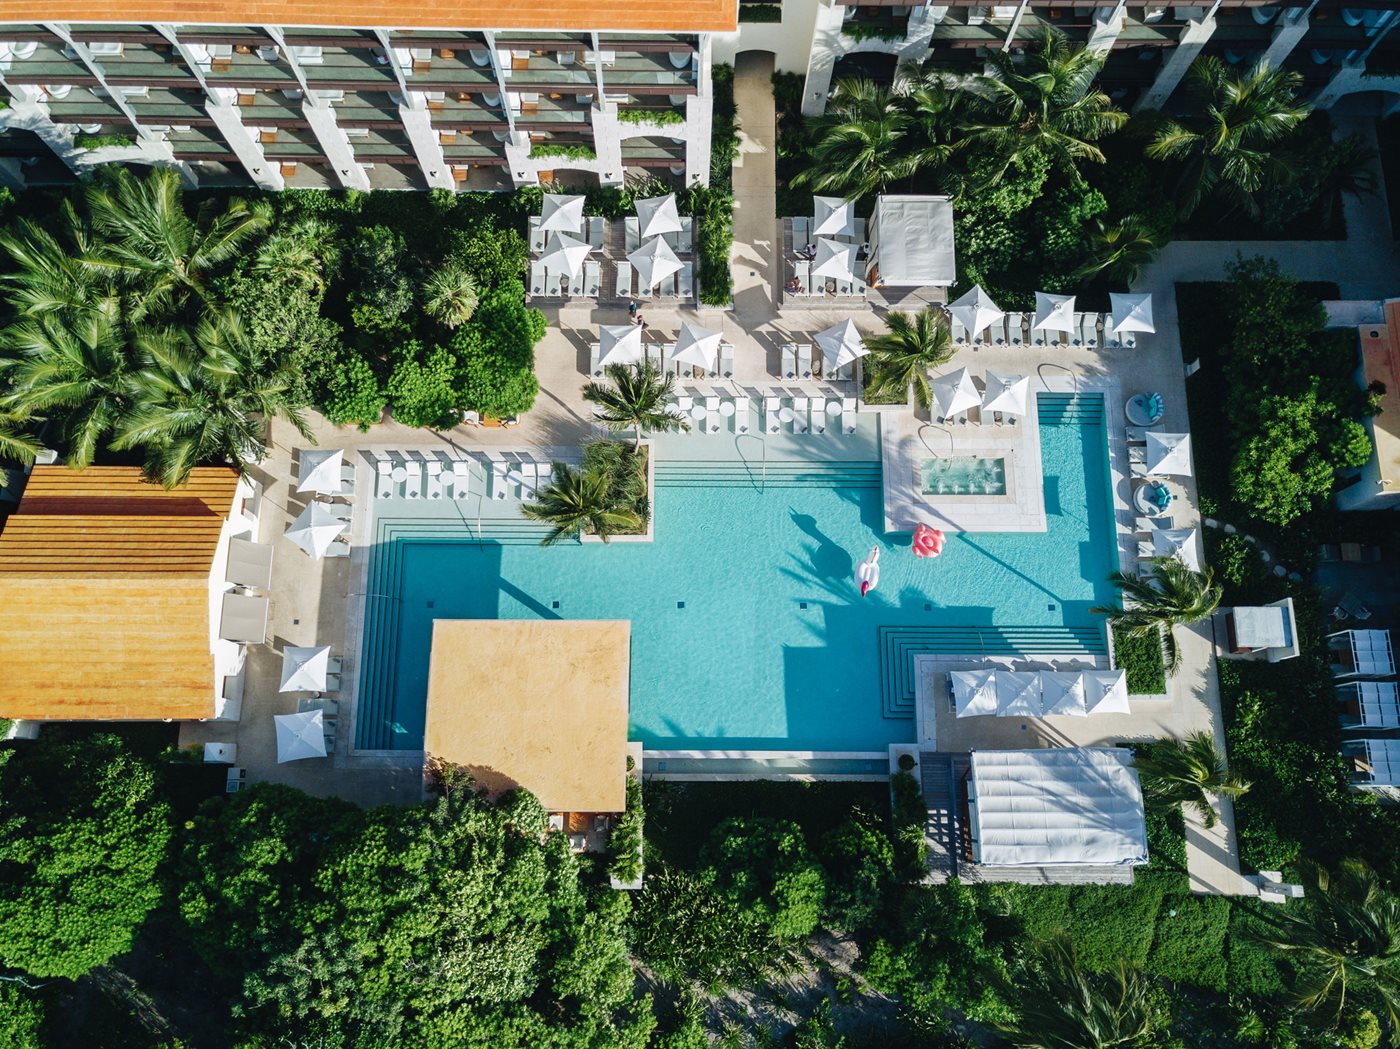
[253,126,325,161]
[126,87,214,126]
[394,49,499,91]
[438,131,508,162]
[88,41,198,89]
[510,91,594,128]
[499,49,597,91]
[0,40,91,86]
[333,90,404,127]
[599,52,696,93]
[345,127,416,162]
[200,47,299,90]
[293,46,397,90]
[427,92,510,129]
[841,8,912,46]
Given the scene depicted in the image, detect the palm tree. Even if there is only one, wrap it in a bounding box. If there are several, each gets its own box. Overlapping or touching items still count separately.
[113,311,308,487]
[0,205,106,316]
[793,80,917,200]
[861,309,953,411]
[422,262,480,329]
[0,413,40,490]
[893,58,967,190]
[83,167,272,318]
[963,30,1126,183]
[1134,731,1250,829]
[1146,58,1311,219]
[251,223,329,294]
[1092,556,1222,672]
[997,937,1157,1049]
[583,362,686,451]
[521,459,642,545]
[1072,215,1163,285]
[1255,859,1400,1031]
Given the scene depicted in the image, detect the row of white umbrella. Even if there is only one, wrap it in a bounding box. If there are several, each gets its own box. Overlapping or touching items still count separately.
[930,367,1030,419]
[537,192,685,291]
[952,668,1130,719]
[596,320,723,371]
[950,286,1156,337]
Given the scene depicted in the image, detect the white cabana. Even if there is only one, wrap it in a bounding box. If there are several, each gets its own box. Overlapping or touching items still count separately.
[1084,669,1131,714]
[812,195,856,238]
[1144,432,1194,478]
[1040,672,1088,717]
[948,285,1003,337]
[995,671,1042,718]
[815,318,868,373]
[981,372,1030,417]
[931,367,981,418]
[635,193,683,238]
[1330,629,1396,678]
[968,748,1148,867]
[279,645,333,693]
[1110,292,1155,334]
[628,236,683,290]
[1339,681,1400,728]
[540,193,585,234]
[1153,527,1202,571]
[539,231,590,278]
[296,448,346,495]
[284,501,346,559]
[811,238,859,282]
[671,321,722,371]
[865,194,955,287]
[1033,292,1077,333]
[275,709,327,763]
[952,669,999,718]
[598,323,645,368]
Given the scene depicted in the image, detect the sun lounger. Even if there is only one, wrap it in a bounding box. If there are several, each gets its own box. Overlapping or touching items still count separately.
[587,215,605,250]
[810,395,826,434]
[797,344,814,380]
[674,394,693,425]
[325,539,350,557]
[624,215,640,252]
[1123,329,1138,349]
[1033,325,1051,347]
[376,460,394,499]
[584,260,600,298]
[791,216,808,245]
[781,344,797,379]
[1004,313,1023,346]
[492,461,510,499]
[402,460,423,499]
[851,217,866,243]
[765,394,782,433]
[589,342,601,377]
[452,459,471,498]
[425,460,444,499]
[705,396,721,434]
[1081,314,1099,349]
[615,261,631,299]
[792,396,809,434]
[836,278,852,296]
[679,217,693,254]
[733,397,751,434]
[529,261,546,297]
[568,267,585,297]
[841,395,857,434]
[951,317,968,346]
[1130,458,1147,477]
[679,261,693,300]
[1103,315,1121,347]
[719,342,734,379]
[533,460,554,487]
[528,216,546,252]
[794,261,812,297]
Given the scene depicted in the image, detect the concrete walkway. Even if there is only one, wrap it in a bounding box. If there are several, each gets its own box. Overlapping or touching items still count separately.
[729,52,780,327]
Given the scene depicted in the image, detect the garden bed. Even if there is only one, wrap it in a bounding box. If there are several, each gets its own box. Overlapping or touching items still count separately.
[1112,625,1166,696]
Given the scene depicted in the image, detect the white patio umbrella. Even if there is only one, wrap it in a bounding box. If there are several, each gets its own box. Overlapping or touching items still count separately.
[284,501,346,559]
[635,193,683,238]
[948,285,1003,337]
[811,238,858,282]
[628,236,683,290]
[1153,527,1202,572]
[671,321,722,370]
[1110,292,1155,334]
[930,367,981,418]
[952,669,999,718]
[1144,432,1193,478]
[1084,669,1130,714]
[274,709,327,763]
[995,671,1041,718]
[296,447,345,495]
[981,372,1029,417]
[1033,291,1077,333]
[814,318,868,373]
[279,645,332,692]
[812,195,855,238]
[540,192,585,234]
[598,323,645,368]
[539,232,590,278]
[1041,672,1088,717]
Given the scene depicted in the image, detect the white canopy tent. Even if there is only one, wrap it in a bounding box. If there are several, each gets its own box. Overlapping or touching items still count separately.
[968,748,1148,867]
[1041,672,1088,717]
[948,285,1003,338]
[1110,292,1155,334]
[815,319,868,373]
[635,193,683,238]
[598,324,645,368]
[952,669,999,718]
[540,193,586,234]
[981,372,1030,417]
[274,709,327,763]
[1153,527,1202,571]
[811,238,859,282]
[279,645,333,693]
[1033,292,1077,333]
[1084,669,1131,714]
[931,367,981,418]
[1145,432,1194,477]
[995,671,1041,718]
[628,236,683,290]
[284,501,346,559]
[671,321,722,371]
[539,231,590,278]
[866,194,955,287]
[296,448,346,495]
[812,195,856,238]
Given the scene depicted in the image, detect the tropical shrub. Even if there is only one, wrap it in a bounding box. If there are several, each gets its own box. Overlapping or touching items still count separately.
[688,186,734,307]
[819,808,896,932]
[386,339,460,429]
[1113,624,1167,695]
[320,351,387,430]
[608,774,644,884]
[452,280,544,419]
[700,817,826,941]
[0,984,45,1047]
[347,225,413,320]
[889,769,927,881]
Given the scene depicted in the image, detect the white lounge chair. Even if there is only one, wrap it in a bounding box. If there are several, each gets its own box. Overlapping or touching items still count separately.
[376,460,394,499]
[1007,313,1025,347]
[452,459,471,498]
[794,261,811,297]
[425,460,444,499]
[797,344,814,380]
[791,216,809,245]
[951,317,968,346]
[589,342,601,377]
[841,395,857,434]
[492,461,510,499]
[528,215,546,252]
[615,261,631,299]
[403,460,423,499]
[1103,315,1121,347]
[679,261,693,301]
[781,344,797,379]
[705,396,721,434]
[719,342,734,379]
[584,260,600,298]
[587,215,605,250]
[765,394,782,433]
[1081,314,1099,349]
[624,216,640,252]
[792,396,809,434]
[810,395,826,434]
[529,261,546,297]
[733,397,751,434]
[568,267,585,297]
[679,217,693,254]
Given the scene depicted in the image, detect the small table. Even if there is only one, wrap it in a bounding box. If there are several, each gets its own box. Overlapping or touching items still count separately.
[1125,393,1164,427]
[390,465,407,483]
[779,407,795,424]
[690,405,708,422]
[719,401,735,417]
[826,401,843,417]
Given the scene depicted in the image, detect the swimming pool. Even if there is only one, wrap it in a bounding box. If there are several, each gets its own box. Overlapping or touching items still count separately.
[356,393,1117,753]
[921,456,1007,496]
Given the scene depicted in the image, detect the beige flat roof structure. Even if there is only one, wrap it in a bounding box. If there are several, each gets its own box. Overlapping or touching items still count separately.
[424,619,630,813]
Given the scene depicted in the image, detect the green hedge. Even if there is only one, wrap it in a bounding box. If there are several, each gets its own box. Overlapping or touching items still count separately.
[529,143,596,161]
[842,21,905,41]
[617,107,685,126]
[74,133,133,149]
[1113,625,1166,695]
[688,186,733,307]
[607,775,644,883]
[738,3,783,21]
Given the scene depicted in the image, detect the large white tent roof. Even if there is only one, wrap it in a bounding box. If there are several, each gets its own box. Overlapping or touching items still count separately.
[970,748,1148,867]
[867,195,955,287]
[1333,629,1395,677]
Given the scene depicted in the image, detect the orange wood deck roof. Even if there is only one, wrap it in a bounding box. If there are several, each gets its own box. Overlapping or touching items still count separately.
[0,466,240,720]
[0,2,738,32]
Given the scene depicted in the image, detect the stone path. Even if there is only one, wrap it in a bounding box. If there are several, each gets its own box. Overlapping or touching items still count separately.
[729,52,780,327]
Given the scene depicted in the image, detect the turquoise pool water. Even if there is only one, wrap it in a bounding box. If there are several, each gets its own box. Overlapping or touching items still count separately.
[921,456,1007,496]
[356,394,1116,752]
